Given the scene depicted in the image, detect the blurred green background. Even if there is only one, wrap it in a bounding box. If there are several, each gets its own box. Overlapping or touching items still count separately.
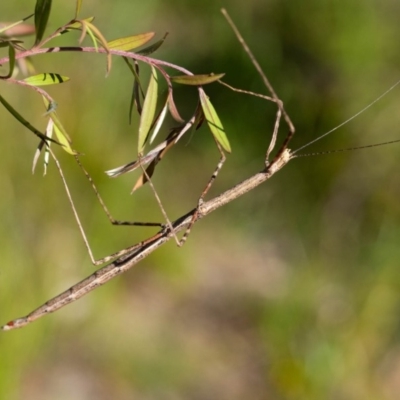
[1,0,400,399]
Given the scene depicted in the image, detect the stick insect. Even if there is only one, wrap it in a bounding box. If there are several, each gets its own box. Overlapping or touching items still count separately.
[2,9,400,330]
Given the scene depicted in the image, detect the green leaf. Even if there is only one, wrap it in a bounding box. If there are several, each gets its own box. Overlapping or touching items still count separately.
[122,58,147,122]
[52,119,76,155]
[83,20,111,75]
[138,66,158,153]
[108,32,155,52]
[149,99,168,144]
[170,73,225,86]
[122,58,143,122]
[58,17,95,35]
[132,131,178,192]
[34,0,52,45]
[0,44,16,79]
[0,14,35,36]
[42,96,77,155]
[167,91,184,123]
[83,22,97,49]
[106,129,179,178]
[43,120,52,174]
[32,118,53,175]
[199,90,231,153]
[75,0,82,18]
[32,134,46,174]
[8,44,15,78]
[24,73,70,86]
[137,32,168,55]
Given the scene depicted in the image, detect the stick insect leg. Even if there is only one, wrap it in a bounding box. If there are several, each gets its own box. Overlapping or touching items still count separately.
[49,149,160,266]
[74,155,164,228]
[221,8,296,161]
[218,80,285,164]
[221,8,295,137]
[265,107,282,164]
[177,142,227,247]
[137,156,182,246]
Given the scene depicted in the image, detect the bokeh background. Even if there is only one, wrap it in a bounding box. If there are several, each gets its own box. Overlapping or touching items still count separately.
[1,1,400,399]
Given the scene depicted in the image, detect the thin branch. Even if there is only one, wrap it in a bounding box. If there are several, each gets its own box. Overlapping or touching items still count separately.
[0,45,195,76]
[5,77,55,104]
